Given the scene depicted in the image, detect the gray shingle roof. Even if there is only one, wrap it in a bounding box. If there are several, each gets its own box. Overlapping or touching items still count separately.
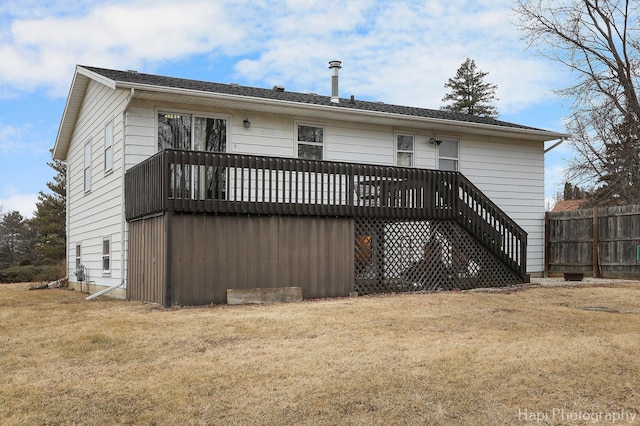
[81,65,546,132]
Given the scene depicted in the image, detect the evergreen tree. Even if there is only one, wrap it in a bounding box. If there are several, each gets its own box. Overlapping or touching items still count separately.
[563,182,574,200]
[31,161,66,263]
[583,116,640,206]
[562,182,586,200]
[441,58,499,118]
[0,211,31,268]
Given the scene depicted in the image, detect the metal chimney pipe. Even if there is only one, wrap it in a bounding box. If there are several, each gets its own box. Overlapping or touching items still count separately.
[329,60,341,103]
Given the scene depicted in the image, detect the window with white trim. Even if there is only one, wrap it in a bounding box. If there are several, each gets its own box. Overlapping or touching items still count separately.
[157,112,227,152]
[75,244,81,270]
[158,112,228,200]
[395,133,414,167]
[102,238,111,274]
[297,123,324,160]
[84,141,92,192]
[438,138,459,171]
[104,121,113,172]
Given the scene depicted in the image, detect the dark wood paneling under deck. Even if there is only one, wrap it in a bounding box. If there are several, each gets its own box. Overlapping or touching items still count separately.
[169,215,354,306]
[127,215,167,305]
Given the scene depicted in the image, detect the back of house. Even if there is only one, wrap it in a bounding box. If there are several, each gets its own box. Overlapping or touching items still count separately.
[52,63,565,305]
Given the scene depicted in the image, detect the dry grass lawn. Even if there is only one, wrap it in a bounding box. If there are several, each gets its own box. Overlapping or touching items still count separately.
[1,281,639,425]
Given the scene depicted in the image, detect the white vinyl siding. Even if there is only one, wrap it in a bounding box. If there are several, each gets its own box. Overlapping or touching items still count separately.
[119,101,545,275]
[461,137,545,273]
[124,106,157,169]
[323,121,396,165]
[67,80,129,292]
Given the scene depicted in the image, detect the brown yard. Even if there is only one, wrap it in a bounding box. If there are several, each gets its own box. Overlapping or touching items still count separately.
[1,280,639,425]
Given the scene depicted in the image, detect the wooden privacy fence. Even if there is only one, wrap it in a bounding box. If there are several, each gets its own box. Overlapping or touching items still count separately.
[546,204,640,279]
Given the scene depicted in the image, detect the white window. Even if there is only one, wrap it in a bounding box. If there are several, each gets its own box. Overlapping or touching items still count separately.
[84,141,92,192]
[438,138,459,171]
[395,133,414,167]
[75,244,81,271]
[102,238,111,274]
[104,121,113,172]
[296,123,324,160]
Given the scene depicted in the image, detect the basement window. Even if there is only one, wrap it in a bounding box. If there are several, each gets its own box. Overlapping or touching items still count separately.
[75,244,81,271]
[102,238,111,274]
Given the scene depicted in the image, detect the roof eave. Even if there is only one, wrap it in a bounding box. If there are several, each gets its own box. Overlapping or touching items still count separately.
[117,81,567,142]
[51,66,117,160]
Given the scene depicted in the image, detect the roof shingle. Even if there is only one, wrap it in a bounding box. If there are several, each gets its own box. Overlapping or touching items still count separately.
[81,65,550,133]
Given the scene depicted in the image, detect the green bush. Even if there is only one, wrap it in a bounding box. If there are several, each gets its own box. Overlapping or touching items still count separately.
[0,265,63,283]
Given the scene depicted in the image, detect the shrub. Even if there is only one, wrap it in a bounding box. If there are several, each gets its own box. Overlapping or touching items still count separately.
[0,264,64,283]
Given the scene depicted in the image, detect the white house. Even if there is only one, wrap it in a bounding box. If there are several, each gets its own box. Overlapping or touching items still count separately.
[52,63,565,305]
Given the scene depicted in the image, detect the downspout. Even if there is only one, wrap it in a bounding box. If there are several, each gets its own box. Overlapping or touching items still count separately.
[61,159,70,286]
[543,136,566,278]
[544,137,565,153]
[120,88,135,298]
[46,277,69,288]
[86,280,124,300]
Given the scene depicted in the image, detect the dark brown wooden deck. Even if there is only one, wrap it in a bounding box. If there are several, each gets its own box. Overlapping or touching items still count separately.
[125,149,527,281]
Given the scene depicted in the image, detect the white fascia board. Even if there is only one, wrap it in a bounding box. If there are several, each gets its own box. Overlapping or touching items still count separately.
[52,70,89,160]
[76,66,117,90]
[118,81,568,142]
[52,66,118,160]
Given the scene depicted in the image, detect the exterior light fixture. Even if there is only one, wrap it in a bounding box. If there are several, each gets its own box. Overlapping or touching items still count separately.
[243,119,251,129]
[429,137,442,146]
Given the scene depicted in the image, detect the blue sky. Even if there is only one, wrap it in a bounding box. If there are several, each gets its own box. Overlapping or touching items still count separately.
[0,0,575,218]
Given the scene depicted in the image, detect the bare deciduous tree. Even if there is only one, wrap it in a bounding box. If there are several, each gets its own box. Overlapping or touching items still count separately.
[515,0,640,205]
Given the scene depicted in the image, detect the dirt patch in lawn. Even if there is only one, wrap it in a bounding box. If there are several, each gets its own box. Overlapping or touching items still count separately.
[1,281,639,425]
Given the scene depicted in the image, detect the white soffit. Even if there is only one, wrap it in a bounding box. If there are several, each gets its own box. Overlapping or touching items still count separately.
[128,85,566,142]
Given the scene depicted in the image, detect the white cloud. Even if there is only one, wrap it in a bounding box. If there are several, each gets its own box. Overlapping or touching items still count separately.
[0,189,38,219]
[0,0,247,96]
[0,0,567,117]
[0,121,52,154]
[232,0,564,115]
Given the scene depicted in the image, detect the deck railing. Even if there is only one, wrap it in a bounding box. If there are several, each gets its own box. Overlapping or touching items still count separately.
[125,149,527,279]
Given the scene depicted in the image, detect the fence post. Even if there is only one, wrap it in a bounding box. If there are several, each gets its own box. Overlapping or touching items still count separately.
[544,211,550,277]
[592,208,600,278]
